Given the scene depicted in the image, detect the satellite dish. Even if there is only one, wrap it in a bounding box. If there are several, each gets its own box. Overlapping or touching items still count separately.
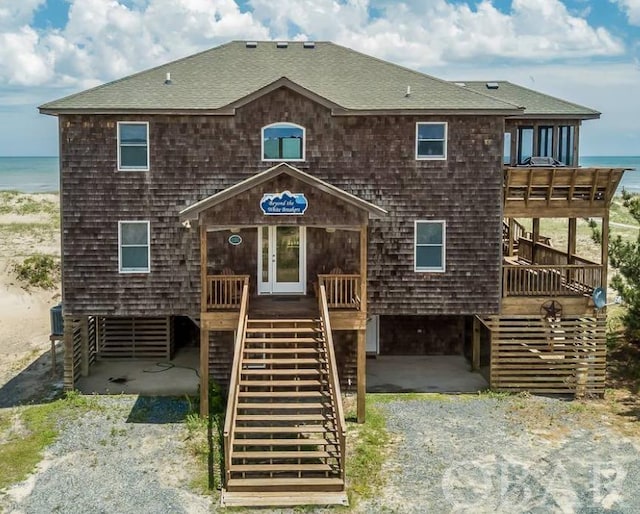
[592,287,606,309]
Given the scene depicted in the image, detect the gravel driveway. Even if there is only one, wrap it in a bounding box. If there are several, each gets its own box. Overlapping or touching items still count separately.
[357,395,640,513]
[3,394,640,513]
[1,396,212,514]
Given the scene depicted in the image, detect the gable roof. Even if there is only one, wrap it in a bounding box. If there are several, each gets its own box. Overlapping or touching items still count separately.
[179,162,388,221]
[40,41,521,115]
[455,81,600,119]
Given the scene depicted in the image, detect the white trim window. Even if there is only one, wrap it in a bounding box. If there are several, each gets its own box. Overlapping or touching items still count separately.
[117,122,149,170]
[414,220,446,272]
[118,221,150,273]
[416,122,447,160]
[262,122,305,161]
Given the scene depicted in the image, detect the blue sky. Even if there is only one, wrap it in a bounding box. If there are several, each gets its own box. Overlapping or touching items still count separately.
[1,0,640,156]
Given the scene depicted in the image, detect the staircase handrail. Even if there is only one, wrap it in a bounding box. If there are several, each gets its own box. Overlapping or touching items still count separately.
[318,284,346,482]
[223,279,249,486]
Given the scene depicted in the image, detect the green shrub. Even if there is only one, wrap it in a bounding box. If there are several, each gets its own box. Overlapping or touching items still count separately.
[13,254,60,288]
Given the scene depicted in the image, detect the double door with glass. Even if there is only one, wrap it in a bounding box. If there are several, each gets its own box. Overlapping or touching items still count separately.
[258,226,306,294]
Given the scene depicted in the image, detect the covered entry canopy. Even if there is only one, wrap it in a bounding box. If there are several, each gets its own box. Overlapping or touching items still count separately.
[179,162,387,224]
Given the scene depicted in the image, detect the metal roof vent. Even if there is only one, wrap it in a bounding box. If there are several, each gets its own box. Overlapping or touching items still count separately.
[454,82,466,87]
[245,41,258,48]
[486,82,499,89]
[276,41,288,49]
[164,72,172,85]
[303,41,315,49]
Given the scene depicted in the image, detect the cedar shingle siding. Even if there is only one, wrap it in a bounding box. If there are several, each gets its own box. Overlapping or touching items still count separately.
[60,87,503,317]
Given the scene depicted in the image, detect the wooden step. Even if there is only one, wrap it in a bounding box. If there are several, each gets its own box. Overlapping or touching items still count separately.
[230,463,333,472]
[239,380,325,387]
[234,425,328,434]
[236,414,327,422]
[237,402,326,410]
[232,450,332,459]
[232,438,331,447]
[241,368,320,376]
[247,319,319,324]
[246,327,320,334]
[243,347,320,354]
[242,358,325,365]
[244,337,319,344]
[222,490,347,507]
[224,477,345,494]
[238,390,327,398]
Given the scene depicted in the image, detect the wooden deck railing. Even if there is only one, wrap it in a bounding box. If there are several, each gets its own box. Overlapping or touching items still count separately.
[318,284,346,483]
[206,275,249,310]
[223,282,249,486]
[518,238,599,267]
[318,274,361,309]
[503,264,601,297]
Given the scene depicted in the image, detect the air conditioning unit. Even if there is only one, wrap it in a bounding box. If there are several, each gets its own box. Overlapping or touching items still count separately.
[50,303,63,336]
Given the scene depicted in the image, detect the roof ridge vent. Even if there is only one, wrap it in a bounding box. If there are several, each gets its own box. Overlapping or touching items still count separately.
[276,41,288,49]
[303,41,315,49]
[245,41,257,48]
[486,82,499,89]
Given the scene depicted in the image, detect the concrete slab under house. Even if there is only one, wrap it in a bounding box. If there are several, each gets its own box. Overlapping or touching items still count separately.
[40,40,632,507]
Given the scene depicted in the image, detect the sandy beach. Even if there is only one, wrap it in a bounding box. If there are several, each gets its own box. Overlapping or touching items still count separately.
[0,192,61,402]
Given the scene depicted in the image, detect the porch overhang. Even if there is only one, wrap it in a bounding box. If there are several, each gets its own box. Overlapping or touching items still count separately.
[503,166,632,218]
[179,162,387,222]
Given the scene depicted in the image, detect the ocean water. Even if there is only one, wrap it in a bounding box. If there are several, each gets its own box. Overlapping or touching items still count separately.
[0,157,59,193]
[0,155,637,194]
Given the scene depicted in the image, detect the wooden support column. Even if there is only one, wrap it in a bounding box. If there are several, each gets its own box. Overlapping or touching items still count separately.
[80,316,89,377]
[63,315,74,391]
[601,211,609,289]
[357,223,368,424]
[568,218,577,265]
[508,218,515,256]
[472,317,481,371]
[200,220,210,418]
[532,218,540,263]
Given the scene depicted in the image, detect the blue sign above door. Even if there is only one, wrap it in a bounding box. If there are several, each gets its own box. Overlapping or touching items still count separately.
[260,191,308,215]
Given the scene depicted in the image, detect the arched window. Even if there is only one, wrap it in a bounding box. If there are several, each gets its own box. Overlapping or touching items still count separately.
[262,122,305,161]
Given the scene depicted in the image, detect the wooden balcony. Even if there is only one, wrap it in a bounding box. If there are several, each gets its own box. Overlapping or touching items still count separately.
[503,167,625,217]
[501,239,601,316]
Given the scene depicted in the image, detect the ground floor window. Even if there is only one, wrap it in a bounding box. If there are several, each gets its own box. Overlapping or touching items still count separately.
[414,220,446,272]
[118,221,150,273]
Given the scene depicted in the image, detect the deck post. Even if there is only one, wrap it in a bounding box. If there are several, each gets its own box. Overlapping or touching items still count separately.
[80,316,89,377]
[508,218,515,256]
[568,218,577,264]
[357,223,368,423]
[200,220,210,418]
[532,218,540,263]
[472,316,481,371]
[601,212,609,290]
[357,329,366,423]
[63,315,75,391]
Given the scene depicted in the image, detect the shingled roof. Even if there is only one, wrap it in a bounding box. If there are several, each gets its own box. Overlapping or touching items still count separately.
[40,41,521,115]
[456,81,600,119]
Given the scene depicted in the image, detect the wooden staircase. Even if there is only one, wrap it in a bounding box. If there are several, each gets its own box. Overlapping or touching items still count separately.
[221,316,347,507]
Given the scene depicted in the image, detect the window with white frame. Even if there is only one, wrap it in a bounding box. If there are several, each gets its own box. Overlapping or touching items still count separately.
[416,122,447,160]
[262,122,305,161]
[415,221,446,272]
[118,221,150,273]
[118,122,149,170]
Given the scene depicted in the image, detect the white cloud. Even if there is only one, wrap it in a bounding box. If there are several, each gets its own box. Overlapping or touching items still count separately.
[613,0,640,25]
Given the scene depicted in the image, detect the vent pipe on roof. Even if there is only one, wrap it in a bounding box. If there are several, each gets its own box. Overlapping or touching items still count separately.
[246,41,257,48]
[405,85,411,97]
[276,41,288,49]
[164,72,172,85]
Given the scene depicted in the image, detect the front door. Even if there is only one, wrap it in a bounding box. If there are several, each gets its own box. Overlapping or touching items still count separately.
[258,226,306,294]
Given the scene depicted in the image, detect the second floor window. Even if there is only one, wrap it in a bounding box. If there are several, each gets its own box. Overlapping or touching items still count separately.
[558,125,575,165]
[262,123,305,161]
[416,122,447,160]
[118,122,149,171]
[517,126,533,164]
[537,126,553,157]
